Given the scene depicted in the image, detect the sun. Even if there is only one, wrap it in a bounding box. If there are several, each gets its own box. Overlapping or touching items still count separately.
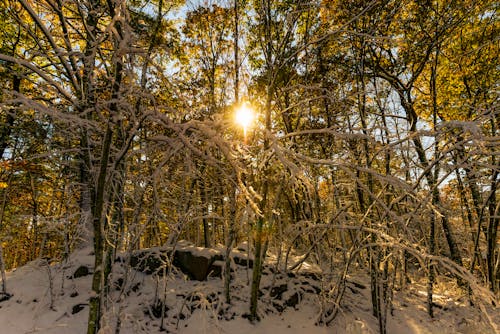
[235,103,255,140]
[235,103,255,129]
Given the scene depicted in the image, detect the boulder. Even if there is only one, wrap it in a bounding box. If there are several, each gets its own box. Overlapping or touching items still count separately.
[232,254,253,268]
[173,249,215,281]
[207,260,225,278]
[130,249,170,275]
[72,303,87,314]
[0,292,12,303]
[285,292,301,308]
[70,265,90,279]
[129,244,255,281]
[270,283,288,299]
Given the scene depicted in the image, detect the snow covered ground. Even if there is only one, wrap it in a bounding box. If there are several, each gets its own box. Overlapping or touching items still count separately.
[0,245,498,334]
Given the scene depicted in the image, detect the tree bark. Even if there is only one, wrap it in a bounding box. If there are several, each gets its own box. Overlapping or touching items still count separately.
[0,75,19,159]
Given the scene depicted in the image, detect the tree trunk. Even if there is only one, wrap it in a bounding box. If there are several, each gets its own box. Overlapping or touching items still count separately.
[427,201,436,318]
[401,91,464,268]
[0,74,19,159]
[87,122,113,334]
[250,216,264,321]
[201,182,211,248]
[249,32,273,319]
[226,0,240,303]
[487,168,498,293]
[224,214,235,304]
[82,0,101,331]
[0,243,6,295]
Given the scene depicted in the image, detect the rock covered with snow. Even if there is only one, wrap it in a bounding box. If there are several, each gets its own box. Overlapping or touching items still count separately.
[128,241,254,281]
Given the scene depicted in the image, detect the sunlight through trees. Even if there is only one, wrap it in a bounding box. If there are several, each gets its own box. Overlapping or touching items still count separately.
[0,0,498,333]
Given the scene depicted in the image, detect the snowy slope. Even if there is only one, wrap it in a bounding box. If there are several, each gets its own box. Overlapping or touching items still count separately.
[0,245,498,334]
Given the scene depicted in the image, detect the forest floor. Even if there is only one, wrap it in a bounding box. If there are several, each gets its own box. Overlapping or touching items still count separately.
[0,245,498,334]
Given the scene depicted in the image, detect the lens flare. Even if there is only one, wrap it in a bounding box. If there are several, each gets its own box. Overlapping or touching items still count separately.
[235,103,254,129]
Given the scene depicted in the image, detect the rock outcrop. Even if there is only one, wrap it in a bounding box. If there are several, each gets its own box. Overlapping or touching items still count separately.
[129,241,253,281]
